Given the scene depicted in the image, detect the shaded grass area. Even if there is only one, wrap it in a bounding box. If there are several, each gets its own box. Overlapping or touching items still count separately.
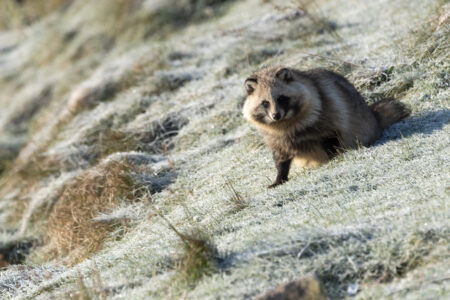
[224,178,249,212]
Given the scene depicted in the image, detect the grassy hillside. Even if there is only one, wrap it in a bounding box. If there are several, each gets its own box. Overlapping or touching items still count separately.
[0,0,449,298]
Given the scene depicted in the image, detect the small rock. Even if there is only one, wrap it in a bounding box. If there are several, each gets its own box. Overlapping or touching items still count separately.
[347,283,359,296]
[256,276,326,300]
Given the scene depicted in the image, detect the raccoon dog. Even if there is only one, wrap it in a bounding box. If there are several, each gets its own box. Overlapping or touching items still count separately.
[243,66,410,188]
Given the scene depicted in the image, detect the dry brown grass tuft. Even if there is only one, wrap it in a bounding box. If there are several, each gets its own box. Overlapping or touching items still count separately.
[176,230,218,285]
[156,210,219,285]
[224,178,248,212]
[41,159,137,265]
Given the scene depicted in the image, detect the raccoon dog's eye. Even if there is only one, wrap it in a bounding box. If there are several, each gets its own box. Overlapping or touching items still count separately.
[277,95,290,105]
[261,100,270,108]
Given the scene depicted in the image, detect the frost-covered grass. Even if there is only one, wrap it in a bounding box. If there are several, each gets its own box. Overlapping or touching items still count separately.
[0,0,449,299]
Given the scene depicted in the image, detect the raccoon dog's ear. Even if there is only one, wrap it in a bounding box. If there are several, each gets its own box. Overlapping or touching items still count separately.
[276,68,293,82]
[245,76,257,95]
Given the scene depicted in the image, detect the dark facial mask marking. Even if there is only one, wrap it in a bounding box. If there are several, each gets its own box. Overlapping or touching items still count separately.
[277,95,290,110]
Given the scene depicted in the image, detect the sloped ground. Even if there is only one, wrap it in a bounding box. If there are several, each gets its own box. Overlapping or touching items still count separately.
[0,0,449,299]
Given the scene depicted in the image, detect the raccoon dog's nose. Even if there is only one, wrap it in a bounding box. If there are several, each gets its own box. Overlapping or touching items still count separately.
[272,112,281,121]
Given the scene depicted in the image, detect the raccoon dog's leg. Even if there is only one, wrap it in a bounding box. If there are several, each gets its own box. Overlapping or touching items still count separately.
[269,153,292,188]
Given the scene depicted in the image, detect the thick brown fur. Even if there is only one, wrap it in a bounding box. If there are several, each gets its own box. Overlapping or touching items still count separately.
[243,66,410,187]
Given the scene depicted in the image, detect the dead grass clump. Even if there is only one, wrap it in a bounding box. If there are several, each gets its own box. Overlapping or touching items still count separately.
[176,230,218,285]
[224,178,248,212]
[156,211,219,285]
[43,160,137,265]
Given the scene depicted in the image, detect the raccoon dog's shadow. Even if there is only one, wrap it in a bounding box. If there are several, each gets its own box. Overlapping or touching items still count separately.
[374,108,450,146]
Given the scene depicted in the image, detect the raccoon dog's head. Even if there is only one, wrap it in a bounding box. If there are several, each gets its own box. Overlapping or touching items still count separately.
[242,66,319,129]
